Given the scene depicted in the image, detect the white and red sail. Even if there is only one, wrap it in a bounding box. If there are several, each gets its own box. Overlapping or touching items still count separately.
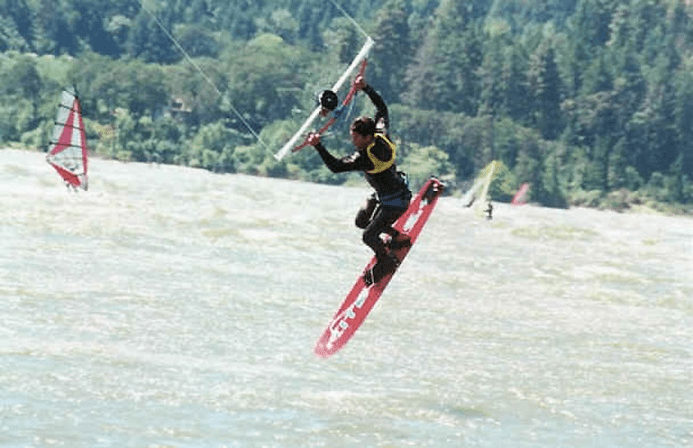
[46,89,88,190]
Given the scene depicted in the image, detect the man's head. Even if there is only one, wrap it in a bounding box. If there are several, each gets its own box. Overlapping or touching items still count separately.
[351,116,376,136]
[350,116,376,150]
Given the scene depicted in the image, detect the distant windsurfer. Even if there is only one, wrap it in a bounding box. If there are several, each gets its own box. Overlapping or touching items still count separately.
[485,202,493,220]
[306,75,411,285]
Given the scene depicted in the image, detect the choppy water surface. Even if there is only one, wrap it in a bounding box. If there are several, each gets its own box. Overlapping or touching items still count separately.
[1,149,692,447]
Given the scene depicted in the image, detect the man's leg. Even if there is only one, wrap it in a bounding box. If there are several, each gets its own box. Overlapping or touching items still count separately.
[355,194,378,229]
[361,206,408,285]
[362,206,403,260]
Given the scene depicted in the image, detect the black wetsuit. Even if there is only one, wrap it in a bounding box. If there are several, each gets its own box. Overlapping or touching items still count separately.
[313,84,411,261]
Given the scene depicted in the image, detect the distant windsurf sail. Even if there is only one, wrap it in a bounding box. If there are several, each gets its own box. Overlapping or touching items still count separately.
[461,161,497,211]
[475,160,497,216]
[46,89,88,190]
[460,176,485,207]
[512,183,529,205]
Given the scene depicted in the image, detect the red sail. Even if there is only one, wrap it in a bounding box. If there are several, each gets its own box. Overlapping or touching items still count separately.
[511,183,529,205]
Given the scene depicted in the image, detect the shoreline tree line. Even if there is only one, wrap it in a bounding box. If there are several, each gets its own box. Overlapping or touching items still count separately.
[1,0,692,213]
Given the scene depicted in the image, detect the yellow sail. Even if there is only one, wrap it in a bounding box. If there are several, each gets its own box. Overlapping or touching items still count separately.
[474,160,497,218]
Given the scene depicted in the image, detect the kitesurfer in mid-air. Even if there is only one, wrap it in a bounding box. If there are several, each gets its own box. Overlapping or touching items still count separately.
[306,75,412,285]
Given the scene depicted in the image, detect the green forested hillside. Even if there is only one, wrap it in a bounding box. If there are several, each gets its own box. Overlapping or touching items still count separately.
[1,0,692,212]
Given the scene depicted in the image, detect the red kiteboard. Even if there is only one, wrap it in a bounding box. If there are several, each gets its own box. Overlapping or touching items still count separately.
[314,177,445,358]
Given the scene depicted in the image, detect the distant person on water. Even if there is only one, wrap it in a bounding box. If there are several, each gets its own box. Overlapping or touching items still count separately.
[306,75,412,285]
[485,202,493,220]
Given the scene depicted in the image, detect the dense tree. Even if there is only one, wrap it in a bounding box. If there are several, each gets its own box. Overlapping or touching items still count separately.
[1,0,692,211]
[501,42,531,123]
[0,56,42,139]
[223,33,307,128]
[174,24,220,58]
[369,0,412,103]
[33,0,78,55]
[0,0,33,50]
[673,63,693,179]
[527,41,563,140]
[0,15,29,52]
[488,0,579,29]
[403,0,482,114]
[477,30,506,118]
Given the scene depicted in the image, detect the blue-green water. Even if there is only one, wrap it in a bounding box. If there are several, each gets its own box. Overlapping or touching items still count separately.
[1,149,692,447]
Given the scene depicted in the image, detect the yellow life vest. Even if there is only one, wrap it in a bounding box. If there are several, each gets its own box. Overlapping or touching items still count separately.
[366,133,396,174]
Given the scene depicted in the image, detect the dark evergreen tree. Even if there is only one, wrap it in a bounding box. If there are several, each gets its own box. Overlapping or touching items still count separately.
[403,0,482,114]
[0,0,33,51]
[370,0,412,103]
[33,0,78,55]
[527,42,563,140]
[477,32,506,118]
[0,15,29,52]
[127,9,178,63]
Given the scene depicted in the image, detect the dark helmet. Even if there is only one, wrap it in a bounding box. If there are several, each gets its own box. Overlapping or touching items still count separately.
[319,89,339,111]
